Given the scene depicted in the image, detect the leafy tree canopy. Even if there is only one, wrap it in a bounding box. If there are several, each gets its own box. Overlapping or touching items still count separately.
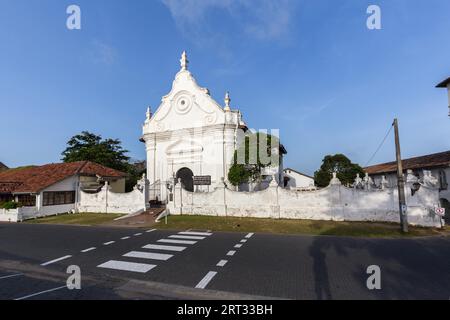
[61,131,130,173]
[61,131,145,192]
[228,132,282,186]
[314,154,365,188]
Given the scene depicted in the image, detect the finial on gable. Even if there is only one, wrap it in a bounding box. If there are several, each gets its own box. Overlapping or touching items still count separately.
[224,91,231,111]
[180,51,189,71]
[146,106,152,121]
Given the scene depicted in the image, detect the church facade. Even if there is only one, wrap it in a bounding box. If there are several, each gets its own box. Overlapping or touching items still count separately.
[142,52,250,202]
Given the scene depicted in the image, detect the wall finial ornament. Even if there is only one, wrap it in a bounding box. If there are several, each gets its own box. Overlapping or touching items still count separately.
[146,106,152,121]
[180,51,189,71]
[224,91,231,111]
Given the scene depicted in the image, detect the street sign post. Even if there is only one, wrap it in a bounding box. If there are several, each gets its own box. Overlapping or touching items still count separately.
[435,207,446,217]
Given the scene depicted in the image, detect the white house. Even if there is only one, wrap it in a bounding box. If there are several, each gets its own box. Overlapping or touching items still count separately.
[0,161,127,221]
[283,168,316,190]
[141,52,286,202]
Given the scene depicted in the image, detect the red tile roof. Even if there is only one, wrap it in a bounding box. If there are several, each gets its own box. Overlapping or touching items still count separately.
[365,150,450,175]
[0,162,8,172]
[0,161,127,194]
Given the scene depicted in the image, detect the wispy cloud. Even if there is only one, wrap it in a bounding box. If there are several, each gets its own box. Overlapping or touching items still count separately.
[161,0,296,44]
[89,40,118,65]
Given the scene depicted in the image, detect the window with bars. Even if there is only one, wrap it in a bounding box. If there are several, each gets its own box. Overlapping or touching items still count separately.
[17,194,36,207]
[43,191,75,206]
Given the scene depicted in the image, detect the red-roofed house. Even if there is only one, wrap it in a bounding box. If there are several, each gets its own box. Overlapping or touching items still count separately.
[0,161,127,220]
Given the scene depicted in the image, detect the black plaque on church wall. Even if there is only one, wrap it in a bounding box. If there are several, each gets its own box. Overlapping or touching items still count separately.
[193,176,212,186]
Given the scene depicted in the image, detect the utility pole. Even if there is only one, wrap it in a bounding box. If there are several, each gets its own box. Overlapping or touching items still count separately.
[393,119,408,233]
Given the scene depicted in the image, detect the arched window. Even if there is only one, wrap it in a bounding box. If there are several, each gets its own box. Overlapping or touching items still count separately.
[439,170,448,190]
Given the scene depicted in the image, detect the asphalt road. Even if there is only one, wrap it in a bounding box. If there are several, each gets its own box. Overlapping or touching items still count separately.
[0,222,449,300]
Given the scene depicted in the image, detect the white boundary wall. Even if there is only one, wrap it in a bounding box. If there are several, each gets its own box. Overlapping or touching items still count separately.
[167,179,444,228]
[77,179,149,214]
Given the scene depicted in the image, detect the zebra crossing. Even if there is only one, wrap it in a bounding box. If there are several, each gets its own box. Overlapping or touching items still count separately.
[97,231,212,273]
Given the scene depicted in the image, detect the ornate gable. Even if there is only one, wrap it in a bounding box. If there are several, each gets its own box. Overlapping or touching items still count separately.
[144,52,226,133]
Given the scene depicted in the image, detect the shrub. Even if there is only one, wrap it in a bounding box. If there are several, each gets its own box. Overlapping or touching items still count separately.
[0,201,23,210]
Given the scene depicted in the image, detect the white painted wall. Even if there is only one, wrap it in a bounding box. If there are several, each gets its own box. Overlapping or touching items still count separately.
[167,177,443,228]
[371,167,450,202]
[77,178,148,214]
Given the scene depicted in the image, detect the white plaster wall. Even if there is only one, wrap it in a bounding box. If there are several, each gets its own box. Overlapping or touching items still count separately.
[168,182,443,227]
[371,167,450,202]
[77,184,146,214]
[0,209,20,222]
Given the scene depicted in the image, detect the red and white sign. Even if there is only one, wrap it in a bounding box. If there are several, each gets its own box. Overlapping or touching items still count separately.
[435,207,446,217]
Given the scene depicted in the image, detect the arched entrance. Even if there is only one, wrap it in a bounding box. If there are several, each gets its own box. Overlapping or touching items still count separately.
[176,167,194,192]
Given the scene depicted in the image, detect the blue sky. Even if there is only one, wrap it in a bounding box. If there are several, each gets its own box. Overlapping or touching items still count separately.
[1,0,449,175]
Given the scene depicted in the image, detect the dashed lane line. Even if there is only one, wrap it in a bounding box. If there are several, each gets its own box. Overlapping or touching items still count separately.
[143,244,186,252]
[103,241,115,246]
[240,239,248,243]
[169,235,206,240]
[121,236,131,240]
[245,233,254,239]
[0,273,23,280]
[227,251,236,256]
[124,251,173,261]
[234,244,243,248]
[216,260,228,267]
[146,229,157,233]
[134,233,143,236]
[179,231,212,236]
[97,260,156,273]
[158,239,197,245]
[81,247,96,253]
[41,255,72,266]
[195,271,218,289]
[14,285,67,301]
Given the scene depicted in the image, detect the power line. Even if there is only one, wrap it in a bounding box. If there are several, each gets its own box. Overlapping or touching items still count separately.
[365,124,394,167]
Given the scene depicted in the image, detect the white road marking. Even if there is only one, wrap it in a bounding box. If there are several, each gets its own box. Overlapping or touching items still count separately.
[245,233,254,239]
[104,241,115,245]
[14,285,67,301]
[97,260,156,273]
[158,239,197,245]
[169,235,205,240]
[0,273,23,280]
[146,229,157,233]
[195,271,217,289]
[179,231,212,236]
[227,250,236,256]
[217,260,228,267]
[81,247,96,253]
[234,244,243,248]
[240,239,248,243]
[134,233,143,236]
[121,236,130,240]
[41,255,72,266]
[143,244,186,252]
[124,251,173,261]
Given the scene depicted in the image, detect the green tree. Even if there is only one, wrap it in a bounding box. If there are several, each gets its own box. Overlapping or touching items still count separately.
[227,132,282,186]
[61,131,143,192]
[61,131,130,172]
[314,154,364,188]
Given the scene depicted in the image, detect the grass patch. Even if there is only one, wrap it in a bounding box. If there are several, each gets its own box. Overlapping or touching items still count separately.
[157,215,449,238]
[26,212,123,226]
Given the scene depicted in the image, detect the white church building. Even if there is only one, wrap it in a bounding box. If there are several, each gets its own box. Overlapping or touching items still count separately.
[141,52,281,203]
